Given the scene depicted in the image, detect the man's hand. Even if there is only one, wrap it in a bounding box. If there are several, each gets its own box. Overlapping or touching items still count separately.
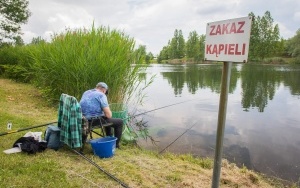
[103,106,112,118]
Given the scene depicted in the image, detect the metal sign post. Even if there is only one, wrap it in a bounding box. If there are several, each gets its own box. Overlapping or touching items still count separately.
[211,61,232,188]
[204,16,252,188]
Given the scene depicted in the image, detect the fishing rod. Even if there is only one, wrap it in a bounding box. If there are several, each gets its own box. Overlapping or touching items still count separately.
[159,121,198,154]
[0,121,57,137]
[0,98,200,137]
[73,149,130,188]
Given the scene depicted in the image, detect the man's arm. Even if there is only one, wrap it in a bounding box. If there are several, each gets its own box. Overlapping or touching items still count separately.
[103,106,112,118]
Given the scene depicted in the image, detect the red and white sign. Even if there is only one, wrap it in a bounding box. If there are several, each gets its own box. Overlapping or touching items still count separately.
[205,16,252,62]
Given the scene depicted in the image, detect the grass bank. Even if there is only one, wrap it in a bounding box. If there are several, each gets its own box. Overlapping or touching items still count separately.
[0,78,292,187]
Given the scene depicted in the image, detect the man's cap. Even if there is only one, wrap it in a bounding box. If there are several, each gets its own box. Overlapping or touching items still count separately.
[96,82,108,90]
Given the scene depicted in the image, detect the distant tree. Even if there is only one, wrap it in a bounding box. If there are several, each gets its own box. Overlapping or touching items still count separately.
[133,45,146,64]
[145,52,154,64]
[166,40,172,59]
[169,30,178,59]
[177,30,185,58]
[169,29,185,59]
[248,12,259,60]
[186,31,200,59]
[260,12,279,57]
[272,25,281,55]
[286,29,300,63]
[185,31,205,62]
[199,34,205,60]
[157,45,169,63]
[274,37,285,57]
[157,29,206,63]
[248,11,281,60]
[14,35,24,46]
[162,45,169,60]
[0,0,31,44]
[30,36,46,45]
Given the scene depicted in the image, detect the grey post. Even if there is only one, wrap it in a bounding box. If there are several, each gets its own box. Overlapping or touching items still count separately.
[211,61,232,188]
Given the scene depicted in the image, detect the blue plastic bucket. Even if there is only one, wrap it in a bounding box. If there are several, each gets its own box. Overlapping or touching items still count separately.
[90,137,117,158]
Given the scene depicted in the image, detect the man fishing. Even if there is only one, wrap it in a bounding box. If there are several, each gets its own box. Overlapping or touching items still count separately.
[79,82,123,148]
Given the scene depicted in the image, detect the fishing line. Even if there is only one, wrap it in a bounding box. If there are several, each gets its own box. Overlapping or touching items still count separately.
[159,121,198,154]
[119,98,202,144]
[73,149,130,188]
[131,98,200,118]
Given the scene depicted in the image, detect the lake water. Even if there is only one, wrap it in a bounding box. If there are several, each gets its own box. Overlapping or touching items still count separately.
[130,63,300,182]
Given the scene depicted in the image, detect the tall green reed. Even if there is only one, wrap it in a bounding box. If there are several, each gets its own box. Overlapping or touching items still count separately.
[30,25,144,104]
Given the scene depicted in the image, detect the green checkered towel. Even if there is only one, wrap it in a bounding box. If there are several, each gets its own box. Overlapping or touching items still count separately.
[58,93,82,148]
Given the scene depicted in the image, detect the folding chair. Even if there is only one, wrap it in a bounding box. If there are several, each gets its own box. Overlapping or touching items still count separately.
[82,116,113,144]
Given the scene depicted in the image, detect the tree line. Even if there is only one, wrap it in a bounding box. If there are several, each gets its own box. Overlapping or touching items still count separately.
[156,11,299,64]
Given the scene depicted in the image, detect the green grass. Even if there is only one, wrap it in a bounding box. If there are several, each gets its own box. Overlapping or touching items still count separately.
[0,78,292,188]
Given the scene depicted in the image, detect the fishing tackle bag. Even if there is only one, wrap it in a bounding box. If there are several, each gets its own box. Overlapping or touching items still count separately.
[44,125,63,150]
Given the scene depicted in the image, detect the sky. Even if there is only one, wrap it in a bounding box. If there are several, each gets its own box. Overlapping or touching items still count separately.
[21,0,300,55]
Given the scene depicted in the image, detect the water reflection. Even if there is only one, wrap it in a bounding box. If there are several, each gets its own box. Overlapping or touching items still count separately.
[160,64,300,112]
[161,65,238,96]
[241,65,278,112]
[134,64,300,182]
